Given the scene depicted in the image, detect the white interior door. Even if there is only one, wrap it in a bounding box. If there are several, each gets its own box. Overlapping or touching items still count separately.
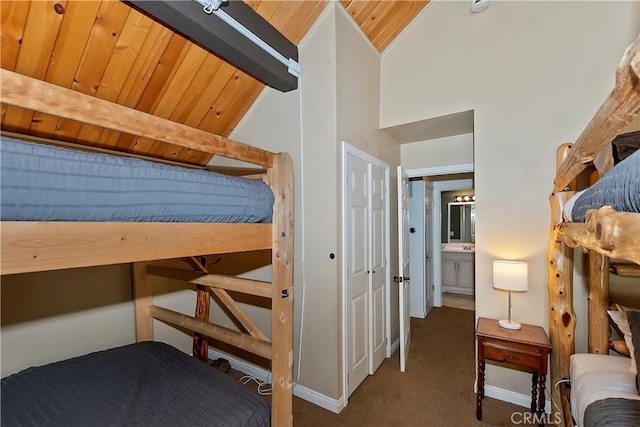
[347,154,369,396]
[409,180,425,318]
[424,184,434,316]
[369,163,386,374]
[397,166,411,372]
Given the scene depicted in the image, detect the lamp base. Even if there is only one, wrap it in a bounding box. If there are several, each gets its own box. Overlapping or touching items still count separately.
[498,319,522,330]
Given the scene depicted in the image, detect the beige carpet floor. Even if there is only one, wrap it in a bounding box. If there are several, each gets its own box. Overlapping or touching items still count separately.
[291,307,524,426]
[442,293,475,311]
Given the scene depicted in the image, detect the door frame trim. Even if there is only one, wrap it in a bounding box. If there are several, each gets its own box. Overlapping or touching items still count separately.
[431,178,474,307]
[406,164,474,307]
[406,163,474,178]
[340,141,390,406]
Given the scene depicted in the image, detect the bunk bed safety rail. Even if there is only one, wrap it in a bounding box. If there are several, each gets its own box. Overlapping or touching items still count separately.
[0,69,275,168]
[554,35,640,191]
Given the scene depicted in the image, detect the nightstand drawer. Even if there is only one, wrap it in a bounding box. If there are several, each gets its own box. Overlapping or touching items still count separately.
[482,342,542,369]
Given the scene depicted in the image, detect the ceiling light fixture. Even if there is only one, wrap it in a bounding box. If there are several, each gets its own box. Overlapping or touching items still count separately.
[470,0,490,13]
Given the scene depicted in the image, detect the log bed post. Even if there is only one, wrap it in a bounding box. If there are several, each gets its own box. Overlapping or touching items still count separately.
[547,36,640,424]
[269,153,294,427]
[184,256,212,363]
[587,252,610,355]
[133,262,154,341]
[547,143,576,425]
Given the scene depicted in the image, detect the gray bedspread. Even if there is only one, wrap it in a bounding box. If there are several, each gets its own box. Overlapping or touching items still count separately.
[571,148,640,222]
[584,398,640,427]
[1,341,271,427]
[1,136,274,223]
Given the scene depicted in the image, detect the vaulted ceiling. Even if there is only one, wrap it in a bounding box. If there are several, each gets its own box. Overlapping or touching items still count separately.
[1,1,429,166]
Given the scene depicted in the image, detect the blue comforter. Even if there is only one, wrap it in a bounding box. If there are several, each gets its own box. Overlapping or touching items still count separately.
[1,136,274,223]
[571,148,640,222]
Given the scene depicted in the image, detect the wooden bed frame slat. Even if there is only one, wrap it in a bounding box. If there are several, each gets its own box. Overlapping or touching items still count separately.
[209,288,271,342]
[1,222,272,275]
[610,262,640,277]
[557,207,640,264]
[147,265,273,299]
[0,69,275,168]
[150,305,273,360]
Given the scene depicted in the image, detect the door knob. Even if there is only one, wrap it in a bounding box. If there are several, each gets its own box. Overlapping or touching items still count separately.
[403,276,410,282]
[393,275,402,283]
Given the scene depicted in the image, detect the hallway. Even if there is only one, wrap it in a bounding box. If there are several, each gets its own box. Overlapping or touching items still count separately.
[293,307,522,426]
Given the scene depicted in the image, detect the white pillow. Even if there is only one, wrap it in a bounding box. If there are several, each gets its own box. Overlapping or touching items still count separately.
[608,309,637,374]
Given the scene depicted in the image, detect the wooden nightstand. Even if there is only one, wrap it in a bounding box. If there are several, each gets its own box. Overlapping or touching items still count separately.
[475,317,552,422]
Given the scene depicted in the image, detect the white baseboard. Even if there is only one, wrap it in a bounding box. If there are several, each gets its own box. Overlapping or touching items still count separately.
[388,337,400,357]
[206,348,549,416]
[207,348,344,414]
[484,385,552,414]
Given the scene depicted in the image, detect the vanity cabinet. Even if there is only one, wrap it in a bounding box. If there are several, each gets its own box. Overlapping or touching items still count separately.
[442,252,474,295]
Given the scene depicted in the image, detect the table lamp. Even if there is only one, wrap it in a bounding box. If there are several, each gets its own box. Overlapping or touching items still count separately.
[493,260,528,330]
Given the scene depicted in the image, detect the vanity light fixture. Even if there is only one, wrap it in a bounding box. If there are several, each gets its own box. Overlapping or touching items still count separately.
[454,195,475,202]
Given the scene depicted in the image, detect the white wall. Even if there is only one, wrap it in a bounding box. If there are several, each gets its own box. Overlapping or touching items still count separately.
[401,133,473,170]
[382,0,638,396]
[225,49,304,373]
[224,3,402,402]
[335,5,401,348]
[335,5,402,399]
[297,5,341,398]
[1,265,134,376]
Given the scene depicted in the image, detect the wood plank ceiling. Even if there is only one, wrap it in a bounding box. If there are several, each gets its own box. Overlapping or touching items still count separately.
[1,1,429,166]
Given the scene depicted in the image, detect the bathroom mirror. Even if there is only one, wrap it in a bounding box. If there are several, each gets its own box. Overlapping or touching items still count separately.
[448,202,475,243]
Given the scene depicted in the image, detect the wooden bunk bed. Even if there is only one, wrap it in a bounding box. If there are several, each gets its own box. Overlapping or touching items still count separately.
[547,35,640,427]
[0,69,294,426]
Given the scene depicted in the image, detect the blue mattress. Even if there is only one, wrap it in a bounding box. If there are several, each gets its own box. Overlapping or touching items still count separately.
[0,136,274,223]
[1,341,271,427]
[571,148,640,222]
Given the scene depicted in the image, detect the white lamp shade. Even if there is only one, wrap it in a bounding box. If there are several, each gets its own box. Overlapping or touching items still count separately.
[493,260,528,292]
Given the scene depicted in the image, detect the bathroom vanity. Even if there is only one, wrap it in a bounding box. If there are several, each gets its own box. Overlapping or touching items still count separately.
[442,197,475,295]
[441,246,475,295]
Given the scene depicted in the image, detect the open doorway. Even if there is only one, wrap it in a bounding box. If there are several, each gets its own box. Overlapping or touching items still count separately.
[439,187,475,311]
[407,172,475,314]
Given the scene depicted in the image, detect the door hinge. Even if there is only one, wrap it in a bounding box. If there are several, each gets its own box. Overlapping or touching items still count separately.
[347,374,349,385]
